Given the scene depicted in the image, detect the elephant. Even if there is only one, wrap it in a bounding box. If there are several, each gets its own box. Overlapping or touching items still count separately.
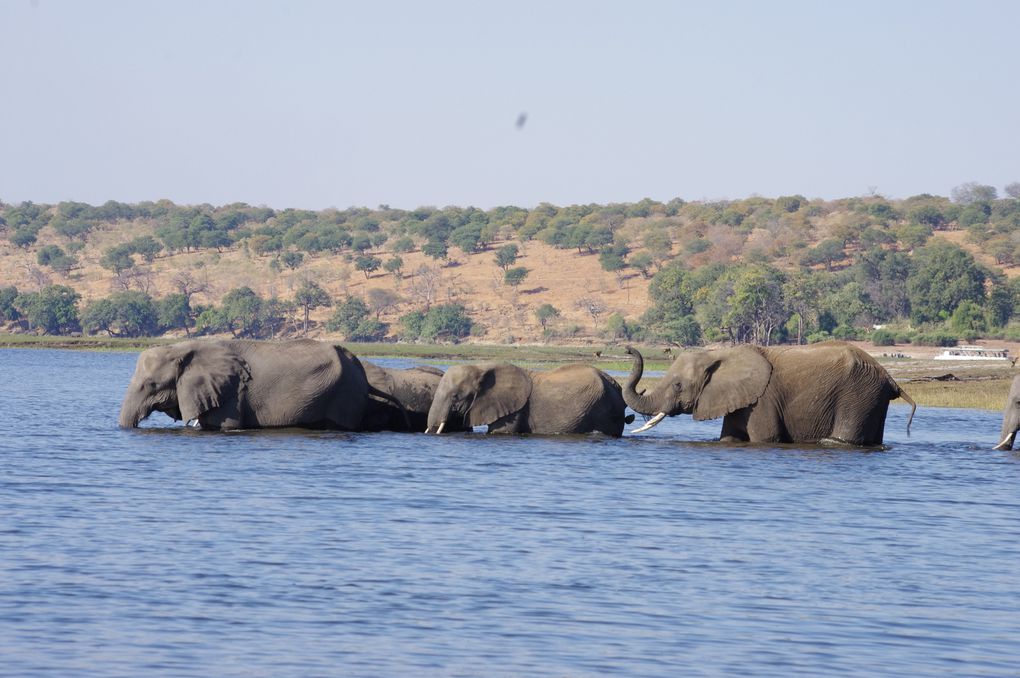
[994,374,1020,450]
[425,362,632,436]
[623,341,916,445]
[360,361,468,433]
[119,339,393,431]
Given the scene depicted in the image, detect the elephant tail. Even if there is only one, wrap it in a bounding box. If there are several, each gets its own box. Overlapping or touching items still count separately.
[895,386,916,436]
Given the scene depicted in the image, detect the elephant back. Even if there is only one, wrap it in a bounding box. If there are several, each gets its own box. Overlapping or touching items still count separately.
[529,364,624,435]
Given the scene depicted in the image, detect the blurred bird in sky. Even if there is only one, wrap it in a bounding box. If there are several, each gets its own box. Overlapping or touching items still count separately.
[515,112,528,130]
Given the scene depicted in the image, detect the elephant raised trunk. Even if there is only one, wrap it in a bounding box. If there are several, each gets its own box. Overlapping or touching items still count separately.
[622,346,668,429]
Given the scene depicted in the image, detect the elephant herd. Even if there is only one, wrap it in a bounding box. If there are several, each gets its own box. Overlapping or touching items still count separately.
[120,338,933,446]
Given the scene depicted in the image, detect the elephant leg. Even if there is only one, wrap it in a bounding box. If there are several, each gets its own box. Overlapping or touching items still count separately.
[732,406,789,443]
[829,399,890,446]
[198,398,244,430]
[719,410,751,442]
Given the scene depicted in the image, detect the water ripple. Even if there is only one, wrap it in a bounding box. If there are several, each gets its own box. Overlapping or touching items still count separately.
[1,349,1019,676]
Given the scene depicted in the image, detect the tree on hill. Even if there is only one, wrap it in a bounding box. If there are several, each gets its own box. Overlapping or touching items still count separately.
[422,239,449,262]
[383,256,404,280]
[15,285,81,335]
[326,296,370,337]
[367,287,401,319]
[36,245,77,275]
[293,281,332,335]
[419,303,472,342]
[494,244,519,271]
[720,264,787,345]
[799,239,845,271]
[534,303,560,332]
[575,296,607,328]
[221,287,265,338]
[504,266,529,288]
[81,291,159,337]
[906,241,987,324]
[355,255,382,279]
[100,244,136,274]
[281,250,305,270]
[157,293,193,336]
[0,286,20,321]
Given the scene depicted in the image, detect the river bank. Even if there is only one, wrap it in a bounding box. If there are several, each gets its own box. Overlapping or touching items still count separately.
[1,334,1011,411]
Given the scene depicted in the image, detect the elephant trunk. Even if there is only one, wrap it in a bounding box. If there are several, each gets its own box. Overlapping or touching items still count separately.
[622,346,662,416]
[119,390,149,428]
[425,395,452,434]
[995,418,1018,451]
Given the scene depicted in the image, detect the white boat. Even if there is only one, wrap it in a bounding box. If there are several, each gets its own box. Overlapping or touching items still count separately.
[933,345,1011,361]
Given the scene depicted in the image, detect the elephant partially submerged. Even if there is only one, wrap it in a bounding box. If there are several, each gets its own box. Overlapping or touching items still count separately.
[994,374,1020,450]
[360,361,467,433]
[624,341,915,445]
[425,362,632,436]
[119,339,393,431]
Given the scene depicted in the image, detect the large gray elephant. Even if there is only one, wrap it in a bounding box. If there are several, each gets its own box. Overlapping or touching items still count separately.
[994,374,1020,450]
[425,362,632,436]
[119,339,386,430]
[623,341,915,445]
[360,361,468,433]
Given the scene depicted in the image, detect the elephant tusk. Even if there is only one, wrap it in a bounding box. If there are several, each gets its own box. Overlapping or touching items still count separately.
[994,433,1015,451]
[630,412,667,434]
[436,422,445,435]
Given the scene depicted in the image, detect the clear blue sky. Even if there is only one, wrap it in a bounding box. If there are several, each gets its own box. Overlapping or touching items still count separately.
[2,0,1018,210]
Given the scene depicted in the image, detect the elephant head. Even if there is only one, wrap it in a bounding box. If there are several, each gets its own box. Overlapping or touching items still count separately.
[994,374,1020,450]
[622,345,772,432]
[425,363,532,433]
[119,341,250,428]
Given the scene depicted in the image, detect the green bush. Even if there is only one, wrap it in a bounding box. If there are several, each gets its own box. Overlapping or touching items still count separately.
[871,329,895,346]
[913,331,958,347]
[831,325,860,340]
[806,330,832,344]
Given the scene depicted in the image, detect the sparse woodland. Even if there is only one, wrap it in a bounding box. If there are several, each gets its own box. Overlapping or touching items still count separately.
[3,182,1020,347]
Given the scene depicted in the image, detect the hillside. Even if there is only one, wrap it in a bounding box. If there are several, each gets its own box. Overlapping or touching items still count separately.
[0,226,654,343]
[3,189,1020,344]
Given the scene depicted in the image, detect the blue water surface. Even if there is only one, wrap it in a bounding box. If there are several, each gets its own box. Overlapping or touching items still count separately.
[1,348,1018,677]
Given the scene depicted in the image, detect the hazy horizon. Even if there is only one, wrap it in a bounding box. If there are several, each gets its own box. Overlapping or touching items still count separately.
[3,0,1019,210]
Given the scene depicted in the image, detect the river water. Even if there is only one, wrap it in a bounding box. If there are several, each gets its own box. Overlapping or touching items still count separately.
[1,348,1018,676]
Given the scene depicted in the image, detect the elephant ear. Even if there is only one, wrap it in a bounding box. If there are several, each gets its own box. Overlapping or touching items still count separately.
[467,363,532,427]
[693,346,772,421]
[176,343,250,423]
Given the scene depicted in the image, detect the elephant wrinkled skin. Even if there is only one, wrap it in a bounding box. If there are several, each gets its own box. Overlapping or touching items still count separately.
[624,340,915,445]
[119,339,374,430]
[425,362,631,436]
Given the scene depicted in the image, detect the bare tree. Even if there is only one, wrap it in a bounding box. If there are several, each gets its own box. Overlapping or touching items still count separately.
[131,266,157,295]
[407,264,440,310]
[575,296,607,328]
[367,287,401,319]
[172,270,209,303]
[22,264,51,290]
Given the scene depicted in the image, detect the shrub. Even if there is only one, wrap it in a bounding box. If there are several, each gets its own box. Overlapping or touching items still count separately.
[806,331,832,344]
[913,331,958,347]
[871,329,896,346]
[831,325,860,340]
